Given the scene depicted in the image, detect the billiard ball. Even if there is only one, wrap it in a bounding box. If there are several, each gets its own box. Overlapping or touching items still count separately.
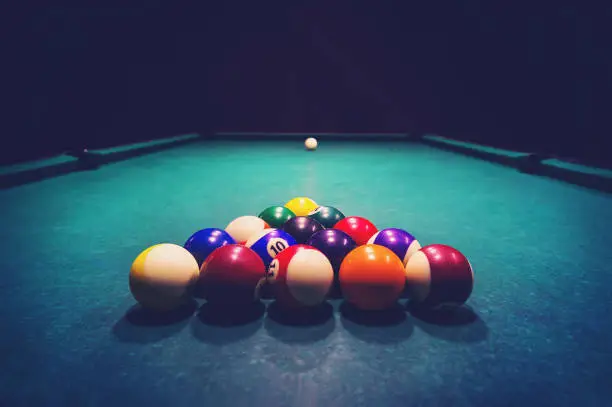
[306,229,356,295]
[307,205,345,228]
[198,244,266,305]
[245,228,297,267]
[282,216,325,244]
[129,243,200,311]
[334,216,378,246]
[305,137,318,151]
[225,215,269,244]
[339,244,405,310]
[258,206,296,229]
[267,245,333,308]
[183,228,236,266]
[284,196,318,217]
[367,228,421,265]
[404,244,474,309]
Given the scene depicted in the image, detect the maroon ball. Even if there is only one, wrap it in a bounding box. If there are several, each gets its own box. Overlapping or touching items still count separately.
[404,244,474,309]
[333,216,377,246]
[282,216,324,244]
[197,244,266,305]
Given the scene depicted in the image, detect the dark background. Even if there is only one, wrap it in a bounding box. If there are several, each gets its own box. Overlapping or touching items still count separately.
[4,2,611,167]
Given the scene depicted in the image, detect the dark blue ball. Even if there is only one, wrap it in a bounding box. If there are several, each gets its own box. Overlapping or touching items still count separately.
[282,216,325,244]
[306,229,356,275]
[184,228,235,266]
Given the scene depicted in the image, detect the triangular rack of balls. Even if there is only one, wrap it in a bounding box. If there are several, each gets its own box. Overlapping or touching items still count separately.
[129,197,474,313]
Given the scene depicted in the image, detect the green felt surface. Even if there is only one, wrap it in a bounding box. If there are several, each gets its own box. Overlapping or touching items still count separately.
[1,140,611,407]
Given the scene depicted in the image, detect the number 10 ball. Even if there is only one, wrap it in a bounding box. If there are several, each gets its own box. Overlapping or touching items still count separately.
[245,228,297,267]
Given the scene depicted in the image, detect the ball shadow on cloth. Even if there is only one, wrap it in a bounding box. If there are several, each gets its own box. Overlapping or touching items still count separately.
[327,283,344,300]
[407,301,489,343]
[190,301,265,345]
[339,301,413,343]
[112,299,198,343]
[264,301,335,344]
[258,283,275,300]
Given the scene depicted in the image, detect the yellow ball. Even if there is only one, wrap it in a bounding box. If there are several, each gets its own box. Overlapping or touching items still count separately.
[129,243,200,311]
[284,197,318,216]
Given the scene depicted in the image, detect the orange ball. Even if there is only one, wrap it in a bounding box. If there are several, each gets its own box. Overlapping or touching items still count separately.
[339,244,406,310]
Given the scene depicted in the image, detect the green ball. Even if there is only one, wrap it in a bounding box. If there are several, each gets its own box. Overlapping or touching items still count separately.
[258,206,296,228]
[307,205,345,228]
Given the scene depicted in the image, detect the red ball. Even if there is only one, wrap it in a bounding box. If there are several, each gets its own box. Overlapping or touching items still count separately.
[198,244,266,305]
[404,244,474,309]
[267,244,334,308]
[333,216,378,246]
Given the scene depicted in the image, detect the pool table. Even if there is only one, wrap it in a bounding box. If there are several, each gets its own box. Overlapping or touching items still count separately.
[1,136,611,407]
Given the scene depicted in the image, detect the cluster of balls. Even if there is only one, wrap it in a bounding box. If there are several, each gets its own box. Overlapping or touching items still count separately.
[129,197,474,313]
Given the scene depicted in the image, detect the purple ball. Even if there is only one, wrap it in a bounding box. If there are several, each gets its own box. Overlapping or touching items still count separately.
[184,228,236,266]
[367,228,421,265]
[282,216,325,244]
[306,229,357,275]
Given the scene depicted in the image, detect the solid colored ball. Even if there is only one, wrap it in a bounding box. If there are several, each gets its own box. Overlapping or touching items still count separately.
[258,206,296,229]
[225,215,269,244]
[267,245,333,307]
[284,196,318,217]
[367,228,421,265]
[305,137,318,151]
[198,244,266,305]
[184,228,236,266]
[282,216,325,244]
[404,244,474,309]
[306,229,356,283]
[334,216,378,246]
[245,228,297,267]
[339,244,405,311]
[129,243,200,311]
[307,205,345,228]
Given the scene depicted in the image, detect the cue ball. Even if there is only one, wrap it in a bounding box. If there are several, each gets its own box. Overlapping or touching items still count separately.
[267,244,333,308]
[129,243,200,311]
[404,244,474,309]
[305,137,318,151]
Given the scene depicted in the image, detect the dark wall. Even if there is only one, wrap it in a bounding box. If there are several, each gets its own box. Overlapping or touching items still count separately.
[206,4,440,133]
[5,3,611,167]
[5,4,212,164]
[439,2,611,165]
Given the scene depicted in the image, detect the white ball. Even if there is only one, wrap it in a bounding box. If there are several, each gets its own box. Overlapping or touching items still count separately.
[225,215,268,244]
[304,137,318,151]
